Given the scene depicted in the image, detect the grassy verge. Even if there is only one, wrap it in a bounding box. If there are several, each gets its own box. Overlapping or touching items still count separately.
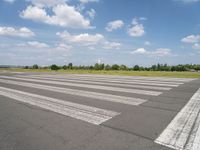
[0,68,200,78]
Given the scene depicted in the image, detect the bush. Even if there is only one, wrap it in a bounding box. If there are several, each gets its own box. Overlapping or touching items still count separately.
[32,64,39,69]
[111,64,119,70]
[133,65,140,71]
[62,65,68,70]
[24,66,29,69]
[50,64,60,70]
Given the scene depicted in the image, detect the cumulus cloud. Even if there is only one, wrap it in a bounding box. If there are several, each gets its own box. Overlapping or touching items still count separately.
[128,24,145,37]
[53,43,73,52]
[26,0,67,7]
[192,43,200,50]
[131,48,147,54]
[103,41,121,50]
[57,31,121,50]
[131,48,172,57]
[27,41,49,48]
[105,20,124,32]
[17,41,72,53]
[79,0,99,3]
[20,4,91,29]
[57,31,104,45]
[181,35,200,43]
[4,0,15,3]
[174,0,199,3]
[128,18,145,37]
[0,26,35,38]
[86,9,96,19]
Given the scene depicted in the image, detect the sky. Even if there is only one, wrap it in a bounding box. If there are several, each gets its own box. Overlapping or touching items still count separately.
[0,0,200,66]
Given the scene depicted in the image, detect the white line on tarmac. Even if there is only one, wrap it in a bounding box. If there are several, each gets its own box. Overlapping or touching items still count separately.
[184,111,200,150]
[0,86,119,125]
[29,74,183,85]
[155,88,200,150]
[16,75,172,91]
[60,74,195,82]
[0,76,162,96]
[0,79,147,106]
[27,75,180,87]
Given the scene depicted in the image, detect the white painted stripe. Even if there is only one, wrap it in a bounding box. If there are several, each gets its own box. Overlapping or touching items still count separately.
[27,75,180,87]
[16,75,172,91]
[0,79,147,106]
[63,74,195,82]
[0,86,119,125]
[67,74,195,81]
[184,112,200,150]
[155,88,200,150]
[30,74,183,85]
[0,76,162,96]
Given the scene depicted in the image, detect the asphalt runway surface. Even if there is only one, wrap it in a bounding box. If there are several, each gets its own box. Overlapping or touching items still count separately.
[0,71,200,150]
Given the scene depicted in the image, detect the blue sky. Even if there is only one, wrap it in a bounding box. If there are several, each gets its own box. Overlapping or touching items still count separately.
[0,0,200,66]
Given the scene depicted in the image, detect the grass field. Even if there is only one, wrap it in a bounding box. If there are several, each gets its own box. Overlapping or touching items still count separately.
[1,68,200,78]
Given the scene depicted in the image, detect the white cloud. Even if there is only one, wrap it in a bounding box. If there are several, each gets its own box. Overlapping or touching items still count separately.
[57,31,121,49]
[192,43,200,50]
[4,0,15,3]
[131,48,172,57]
[174,0,199,3]
[16,41,72,53]
[53,43,73,52]
[128,18,145,37]
[26,0,67,7]
[152,48,172,56]
[20,4,91,29]
[131,48,147,54]
[128,24,145,37]
[144,41,151,46]
[57,31,104,45]
[27,41,49,48]
[105,20,124,32]
[103,41,121,50]
[181,35,200,43]
[86,9,96,19]
[0,26,35,38]
[79,0,99,3]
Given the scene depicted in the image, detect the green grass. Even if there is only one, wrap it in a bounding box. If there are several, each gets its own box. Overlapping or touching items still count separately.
[1,68,200,78]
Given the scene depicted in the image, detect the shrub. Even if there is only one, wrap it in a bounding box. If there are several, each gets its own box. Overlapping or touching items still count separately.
[50,64,60,70]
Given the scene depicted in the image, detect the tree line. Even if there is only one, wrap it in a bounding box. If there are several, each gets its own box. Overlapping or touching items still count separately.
[24,63,200,72]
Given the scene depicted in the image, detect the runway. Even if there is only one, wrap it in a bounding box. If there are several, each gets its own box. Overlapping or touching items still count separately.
[0,72,199,150]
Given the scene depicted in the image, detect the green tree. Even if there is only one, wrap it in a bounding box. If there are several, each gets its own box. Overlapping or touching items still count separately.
[32,64,39,69]
[111,64,119,70]
[50,64,60,70]
[68,63,73,69]
[133,65,140,71]
[105,64,111,70]
[24,66,29,69]
[63,65,68,70]
[119,65,127,70]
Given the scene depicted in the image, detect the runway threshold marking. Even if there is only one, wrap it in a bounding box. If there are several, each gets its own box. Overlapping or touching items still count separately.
[0,79,147,106]
[40,75,184,85]
[28,75,182,87]
[155,88,200,150]
[0,86,120,125]
[0,76,162,96]
[60,74,195,82]
[16,75,172,91]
